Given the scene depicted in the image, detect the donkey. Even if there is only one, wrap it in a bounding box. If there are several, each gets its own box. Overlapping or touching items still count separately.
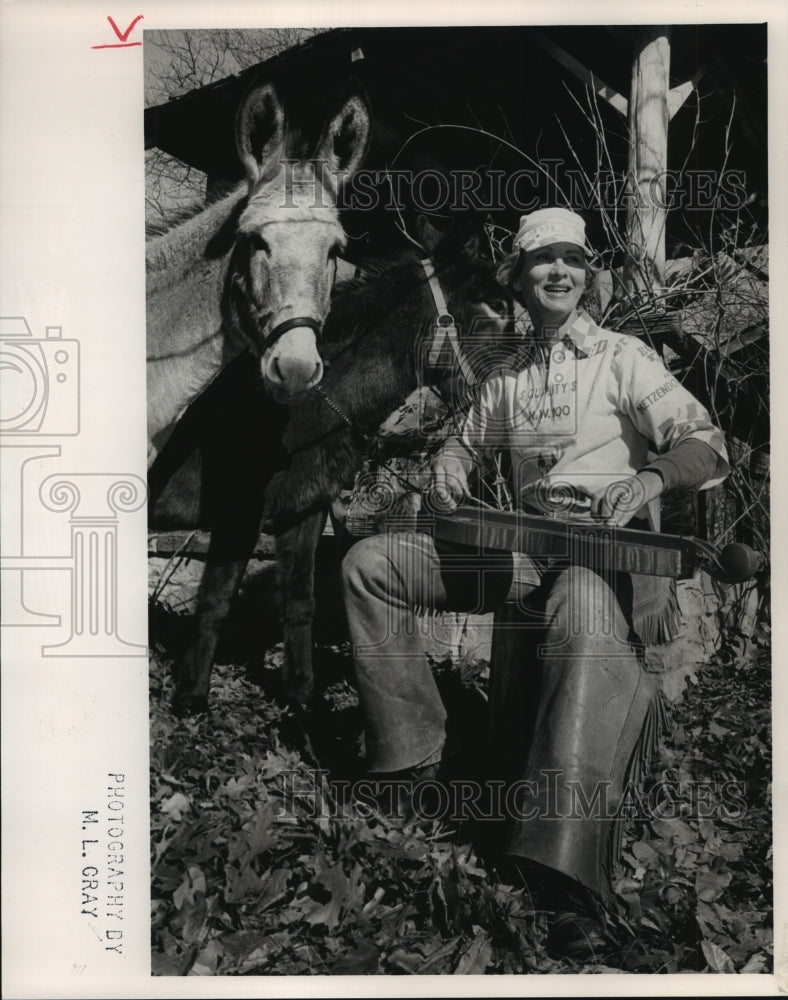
[151,214,513,714]
[146,79,371,464]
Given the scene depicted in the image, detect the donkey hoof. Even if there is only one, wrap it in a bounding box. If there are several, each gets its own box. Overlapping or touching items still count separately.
[172,693,210,718]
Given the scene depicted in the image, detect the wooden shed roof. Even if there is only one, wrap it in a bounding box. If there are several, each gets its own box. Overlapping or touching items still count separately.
[144,24,767,256]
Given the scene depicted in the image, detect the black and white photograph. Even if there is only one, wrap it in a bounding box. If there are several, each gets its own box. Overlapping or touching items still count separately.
[145,21,773,978]
[0,3,785,996]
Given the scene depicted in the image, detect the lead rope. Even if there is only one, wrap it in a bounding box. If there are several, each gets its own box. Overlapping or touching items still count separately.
[313,384,354,431]
[311,259,490,505]
[311,384,422,495]
[312,382,495,510]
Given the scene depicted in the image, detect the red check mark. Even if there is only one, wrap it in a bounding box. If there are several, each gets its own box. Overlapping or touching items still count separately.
[107,14,143,43]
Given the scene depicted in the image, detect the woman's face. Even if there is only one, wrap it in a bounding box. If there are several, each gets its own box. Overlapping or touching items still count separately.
[519,242,586,329]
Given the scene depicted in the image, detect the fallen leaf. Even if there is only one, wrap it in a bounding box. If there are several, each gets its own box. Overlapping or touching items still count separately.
[306,862,364,930]
[247,802,279,859]
[179,895,208,945]
[651,817,696,844]
[219,930,266,958]
[160,792,191,821]
[191,939,221,975]
[224,862,264,904]
[660,884,682,905]
[696,899,723,933]
[388,947,424,974]
[696,870,732,903]
[173,865,206,909]
[419,938,462,974]
[332,941,380,974]
[378,835,429,860]
[740,951,769,973]
[257,868,291,912]
[431,873,460,934]
[701,939,735,973]
[454,930,493,974]
[632,839,660,865]
[151,949,190,976]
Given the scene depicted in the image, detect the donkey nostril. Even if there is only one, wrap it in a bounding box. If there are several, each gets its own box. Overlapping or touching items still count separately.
[273,357,284,383]
[307,360,324,387]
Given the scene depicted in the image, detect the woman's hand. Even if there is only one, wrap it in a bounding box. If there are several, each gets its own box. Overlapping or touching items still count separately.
[429,452,470,512]
[589,470,664,527]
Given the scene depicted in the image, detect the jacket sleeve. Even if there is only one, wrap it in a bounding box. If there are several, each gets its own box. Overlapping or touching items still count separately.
[612,337,729,490]
[643,438,721,491]
[438,371,508,473]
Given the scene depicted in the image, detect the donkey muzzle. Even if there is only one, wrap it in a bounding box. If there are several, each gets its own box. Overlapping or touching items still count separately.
[262,316,324,399]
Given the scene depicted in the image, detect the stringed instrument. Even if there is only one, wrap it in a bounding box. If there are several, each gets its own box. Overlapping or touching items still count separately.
[344,504,762,584]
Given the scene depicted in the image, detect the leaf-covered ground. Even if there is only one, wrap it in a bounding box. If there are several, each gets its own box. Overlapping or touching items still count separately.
[150,599,772,976]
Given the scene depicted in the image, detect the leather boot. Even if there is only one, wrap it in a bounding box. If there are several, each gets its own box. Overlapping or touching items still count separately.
[504,565,661,901]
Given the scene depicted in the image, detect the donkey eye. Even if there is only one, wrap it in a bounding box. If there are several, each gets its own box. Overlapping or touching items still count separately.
[248,232,270,254]
[487,299,508,316]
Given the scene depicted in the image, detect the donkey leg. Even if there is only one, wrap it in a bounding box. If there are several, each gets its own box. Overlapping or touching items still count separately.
[173,483,266,717]
[173,557,251,717]
[275,509,328,705]
[163,352,281,717]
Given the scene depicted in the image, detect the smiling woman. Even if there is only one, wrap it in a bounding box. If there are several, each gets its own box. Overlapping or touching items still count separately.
[342,205,731,960]
[519,241,586,324]
[516,209,589,316]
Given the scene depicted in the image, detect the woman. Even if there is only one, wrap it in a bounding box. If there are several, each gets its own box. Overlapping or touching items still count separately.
[341,207,729,958]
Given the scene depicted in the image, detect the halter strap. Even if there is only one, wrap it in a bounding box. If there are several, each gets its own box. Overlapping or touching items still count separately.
[420,259,478,387]
[266,315,322,349]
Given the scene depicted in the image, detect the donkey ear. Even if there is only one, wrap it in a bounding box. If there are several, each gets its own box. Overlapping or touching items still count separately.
[313,83,371,187]
[414,213,448,254]
[461,228,485,259]
[235,82,286,189]
[453,212,489,260]
[427,212,487,261]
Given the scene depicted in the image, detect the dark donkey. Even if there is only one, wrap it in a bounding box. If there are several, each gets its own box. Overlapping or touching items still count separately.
[151,214,513,714]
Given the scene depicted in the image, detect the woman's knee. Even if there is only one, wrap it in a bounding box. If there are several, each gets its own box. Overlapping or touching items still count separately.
[547,565,630,632]
[342,535,391,596]
[341,532,440,607]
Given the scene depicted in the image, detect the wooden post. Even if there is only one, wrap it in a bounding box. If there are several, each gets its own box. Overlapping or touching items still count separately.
[626,27,671,300]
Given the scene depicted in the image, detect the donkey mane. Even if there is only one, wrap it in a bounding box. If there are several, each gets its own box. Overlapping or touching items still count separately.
[146,200,212,239]
[145,188,246,285]
[325,241,493,358]
[326,257,428,354]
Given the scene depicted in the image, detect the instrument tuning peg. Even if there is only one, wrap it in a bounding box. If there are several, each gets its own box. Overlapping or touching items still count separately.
[716,543,763,584]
